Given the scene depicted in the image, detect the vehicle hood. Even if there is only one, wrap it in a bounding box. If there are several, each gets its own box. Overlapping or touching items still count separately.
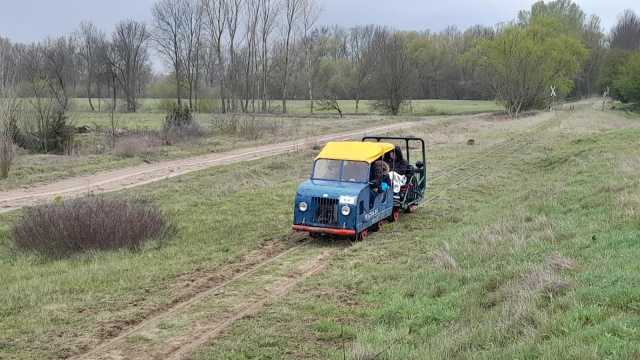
[296,179,367,198]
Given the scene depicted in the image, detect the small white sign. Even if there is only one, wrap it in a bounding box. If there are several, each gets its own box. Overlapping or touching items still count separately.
[339,196,356,205]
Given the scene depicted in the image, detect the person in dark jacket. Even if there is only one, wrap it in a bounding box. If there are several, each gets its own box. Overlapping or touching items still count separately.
[385,146,409,174]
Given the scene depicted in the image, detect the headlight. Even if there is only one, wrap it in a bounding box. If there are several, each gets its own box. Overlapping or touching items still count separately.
[341,205,351,216]
[299,201,308,212]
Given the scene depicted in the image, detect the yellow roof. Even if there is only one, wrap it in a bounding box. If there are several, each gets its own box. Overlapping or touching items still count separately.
[316,141,395,164]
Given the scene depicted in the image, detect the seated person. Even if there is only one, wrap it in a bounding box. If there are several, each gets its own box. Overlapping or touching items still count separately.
[370,160,391,194]
[389,146,409,174]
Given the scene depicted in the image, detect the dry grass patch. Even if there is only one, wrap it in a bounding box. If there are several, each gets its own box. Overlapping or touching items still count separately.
[113,136,160,158]
[467,212,555,258]
[490,254,577,338]
[351,343,378,360]
[430,243,459,272]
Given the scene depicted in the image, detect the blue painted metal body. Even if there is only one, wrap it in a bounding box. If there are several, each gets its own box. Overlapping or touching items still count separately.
[293,170,394,235]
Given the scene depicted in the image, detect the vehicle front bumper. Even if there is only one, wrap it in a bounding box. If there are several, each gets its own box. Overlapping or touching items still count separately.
[292,225,356,236]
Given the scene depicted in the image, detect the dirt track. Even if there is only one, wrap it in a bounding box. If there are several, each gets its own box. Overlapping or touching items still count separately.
[0,119,442,213]
[70,239,334,360]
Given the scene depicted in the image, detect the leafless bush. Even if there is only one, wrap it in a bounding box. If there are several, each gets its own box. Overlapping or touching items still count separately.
[0,92,20,178]
[161,122,206,145]
[0,134,16,178]
[12,196,174,258]
[113,135,159,158]
[211,114,282,140]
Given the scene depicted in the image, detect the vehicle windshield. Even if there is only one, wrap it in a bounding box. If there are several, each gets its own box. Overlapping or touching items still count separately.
[313,159,369,183]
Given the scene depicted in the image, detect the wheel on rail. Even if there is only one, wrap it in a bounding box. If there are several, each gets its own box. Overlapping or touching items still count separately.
[390,208,401,222]
[354,229,368,242]
[406,204,418,214]
[374,220,388,232]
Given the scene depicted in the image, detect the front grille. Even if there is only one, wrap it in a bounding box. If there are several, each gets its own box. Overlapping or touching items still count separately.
[312,197,339,225]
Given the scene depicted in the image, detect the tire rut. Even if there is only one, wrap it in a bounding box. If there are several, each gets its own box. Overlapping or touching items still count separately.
[70,241,336,360]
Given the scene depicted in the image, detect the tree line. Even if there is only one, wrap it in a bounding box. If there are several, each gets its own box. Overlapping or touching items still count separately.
[0,0,639,119]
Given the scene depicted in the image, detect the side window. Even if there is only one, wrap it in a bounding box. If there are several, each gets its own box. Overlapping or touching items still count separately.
[359,201,364,215]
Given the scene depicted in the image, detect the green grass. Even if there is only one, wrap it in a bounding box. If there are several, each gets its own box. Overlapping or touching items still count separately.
[191,110,640,359]
[0,98,497,190]
[0,151,315,359]
[3,105,637,359]
[1,113,418,191]
[67,98,501,121]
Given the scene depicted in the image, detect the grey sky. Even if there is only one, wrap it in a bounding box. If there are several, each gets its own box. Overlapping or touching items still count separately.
[0,0,637,71]
[1,0,637,43]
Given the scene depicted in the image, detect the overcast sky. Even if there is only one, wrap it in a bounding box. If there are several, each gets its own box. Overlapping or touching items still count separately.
[1,0,638,43]
[0,0,637,70]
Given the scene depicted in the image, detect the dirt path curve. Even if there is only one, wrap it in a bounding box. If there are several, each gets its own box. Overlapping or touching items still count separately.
[0,118,446,213]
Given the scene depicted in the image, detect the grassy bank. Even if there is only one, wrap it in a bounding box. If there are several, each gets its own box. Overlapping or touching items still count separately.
[193,109,640,359]
[0,107,513,359]
[3,105,637,359]
[0,151,314,359]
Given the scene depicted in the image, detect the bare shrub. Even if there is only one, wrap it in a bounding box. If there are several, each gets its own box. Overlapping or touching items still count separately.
[162,122,206,145]
[0,134,16,178]
[211,114,282,140]
[12,197,174,258]
[160,104,206,145]
[113,136,158,158]
[0,92,20,178]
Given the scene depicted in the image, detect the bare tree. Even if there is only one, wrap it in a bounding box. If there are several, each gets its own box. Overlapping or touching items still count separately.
[226,0,242,112]
[153,0,188,106]
[0,65,18,179]
[241,0,261,112]
[42,36,77,113]
[180,0,205,110]
[348,25,376,113]
[371,30,413,115]
[0,88,19,179]
[611,9,640,51]
[109,20,151,113]
[203,0,228,112]
[281,0,303,113]
[76,22,107,112]
[18,42,74,153]
[0,37,16,91]
[301,0,319,113]
[258,0,278,112]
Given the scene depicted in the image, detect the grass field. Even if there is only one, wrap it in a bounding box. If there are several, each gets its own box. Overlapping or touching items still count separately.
[2,102,639,359]
[67,98,502,122]
[1,98,499,192]
[194,105,640,359]
[3,114,414,192]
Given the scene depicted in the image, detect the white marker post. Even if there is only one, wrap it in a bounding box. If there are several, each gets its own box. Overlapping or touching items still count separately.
[550,86,557,111]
